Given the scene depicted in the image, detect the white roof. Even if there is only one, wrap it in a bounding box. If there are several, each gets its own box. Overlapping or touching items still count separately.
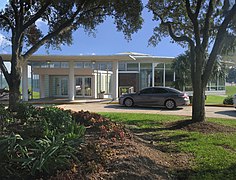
[0,53,174,63]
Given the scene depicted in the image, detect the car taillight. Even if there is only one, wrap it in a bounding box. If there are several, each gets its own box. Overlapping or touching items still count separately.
[179,93,189,99]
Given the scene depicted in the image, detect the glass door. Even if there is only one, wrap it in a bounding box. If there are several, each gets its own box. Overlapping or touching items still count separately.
[75,76,92,97]
[84,77,92,96]
[75,77,83,96]
[52,76,68,97]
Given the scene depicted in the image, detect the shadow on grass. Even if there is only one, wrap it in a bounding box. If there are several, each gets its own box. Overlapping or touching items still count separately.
[128,120,197,153]
[176,163,236,179]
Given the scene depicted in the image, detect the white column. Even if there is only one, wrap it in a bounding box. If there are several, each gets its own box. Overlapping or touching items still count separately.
[68,61,75,100]
[22,62,28,101]
[93,74,97,98]
[112,61,119,100]
[152,63,155,87]
[163,63,166,87]
[39,75,45,98]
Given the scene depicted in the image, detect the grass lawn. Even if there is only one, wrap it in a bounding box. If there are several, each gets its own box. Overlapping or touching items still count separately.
[100,112,236,179]
[206,86,236,105]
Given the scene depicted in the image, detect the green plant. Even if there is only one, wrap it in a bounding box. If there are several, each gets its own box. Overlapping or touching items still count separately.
[0,105,86,179]
[223,96,234,105]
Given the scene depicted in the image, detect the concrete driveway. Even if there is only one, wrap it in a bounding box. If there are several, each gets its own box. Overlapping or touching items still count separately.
[57,102,236,119]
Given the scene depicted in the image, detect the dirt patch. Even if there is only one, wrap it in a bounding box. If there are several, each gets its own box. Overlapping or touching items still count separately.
[52,112,236,179]
[81,131,173,180]
[165,119,236,134]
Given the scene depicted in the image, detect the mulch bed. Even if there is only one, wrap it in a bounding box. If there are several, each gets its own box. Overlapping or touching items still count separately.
[51,111,236,179]
[166,119,236,134]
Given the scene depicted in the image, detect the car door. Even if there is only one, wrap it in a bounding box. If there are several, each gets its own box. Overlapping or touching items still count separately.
[151,87,169,106]
[134,88,154,105]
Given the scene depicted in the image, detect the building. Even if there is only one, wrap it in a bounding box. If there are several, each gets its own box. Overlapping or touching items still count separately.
[0,52,226,101]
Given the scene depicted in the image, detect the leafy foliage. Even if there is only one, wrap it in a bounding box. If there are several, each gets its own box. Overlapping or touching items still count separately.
[0,104,85,179]
[147,0,236,121]
[0,0,143,109]
[223,95,234,105]
[0,104,128,179]
[172,51,227,91]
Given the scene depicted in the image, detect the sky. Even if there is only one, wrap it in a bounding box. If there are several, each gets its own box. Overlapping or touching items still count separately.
[0,0,186,57]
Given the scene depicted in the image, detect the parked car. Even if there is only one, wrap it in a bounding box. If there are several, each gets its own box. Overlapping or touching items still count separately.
[119,87,190,110]
[233,94,236,108]
[0,88,9,101]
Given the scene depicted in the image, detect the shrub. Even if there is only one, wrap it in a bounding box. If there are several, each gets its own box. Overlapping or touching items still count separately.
[0,104,86,179]
[223,96,234,105]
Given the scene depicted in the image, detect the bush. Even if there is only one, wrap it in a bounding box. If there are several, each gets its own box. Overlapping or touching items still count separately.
[223,96,234,105]
[0,104,85,179]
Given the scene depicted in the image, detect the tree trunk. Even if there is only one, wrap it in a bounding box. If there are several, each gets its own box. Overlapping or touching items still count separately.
[192,84,206,122]
[8,53,21,111]
[8,77,21,111]
[191,50,206,122]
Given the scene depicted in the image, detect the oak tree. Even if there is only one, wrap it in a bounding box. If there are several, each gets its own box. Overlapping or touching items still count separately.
[147,0,236,122]
[0,0,143,110]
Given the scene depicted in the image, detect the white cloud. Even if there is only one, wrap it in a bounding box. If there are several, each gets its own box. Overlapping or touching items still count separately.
[35,18,47,27]
[0,33,11,47]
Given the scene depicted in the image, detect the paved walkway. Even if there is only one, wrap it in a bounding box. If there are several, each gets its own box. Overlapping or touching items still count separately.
[57,102,236,119]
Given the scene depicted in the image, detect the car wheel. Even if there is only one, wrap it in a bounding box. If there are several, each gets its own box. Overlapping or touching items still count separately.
[124,98,134,107]
[165,99,176,110]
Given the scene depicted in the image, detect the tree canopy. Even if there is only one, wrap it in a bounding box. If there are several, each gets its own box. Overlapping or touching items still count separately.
[0,0,143,109]
[147,0,236,122]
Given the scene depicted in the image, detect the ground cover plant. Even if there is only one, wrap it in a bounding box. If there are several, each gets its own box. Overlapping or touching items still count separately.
[100,112,236,179]
[0,104,126,179]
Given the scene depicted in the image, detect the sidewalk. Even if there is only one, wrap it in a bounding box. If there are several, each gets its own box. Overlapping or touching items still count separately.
[57,102,236,119]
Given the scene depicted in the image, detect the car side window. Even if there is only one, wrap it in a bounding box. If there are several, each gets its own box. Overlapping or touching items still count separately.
[139,88,153,94]
[152,88,168,94]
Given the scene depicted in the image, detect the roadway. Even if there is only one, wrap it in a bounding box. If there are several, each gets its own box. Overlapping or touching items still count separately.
[57,102,236,119]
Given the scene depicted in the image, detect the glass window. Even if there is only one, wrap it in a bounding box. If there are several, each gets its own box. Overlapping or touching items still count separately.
[127,63,138,71]
[140,63,152,69]
[75,62,83,68]
[98,63,107,70]
[140,88,153,94]
[41,62,49,68]
[61,62,68,68]
[155,63,164,69]
[84,62,92,68]
[32,62,41,68]
[165,69,174,87]
[119,62,126,71]
[49,62,60,68]
[107,63,112,71]
[152,88,168,94]
[165,63,172,69]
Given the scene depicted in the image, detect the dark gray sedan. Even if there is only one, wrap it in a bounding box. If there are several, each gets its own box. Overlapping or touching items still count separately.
[119,87,190,109]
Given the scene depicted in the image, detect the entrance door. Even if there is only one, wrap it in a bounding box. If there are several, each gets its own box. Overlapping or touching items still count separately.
[52,76,68,96]
[75,77,92,97]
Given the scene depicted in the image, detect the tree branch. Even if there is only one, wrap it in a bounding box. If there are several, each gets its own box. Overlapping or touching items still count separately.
[160,19,194,47]
[185,0,195,21]
[0,15,14,30]
[23,8,81,60]
[0,56,10,85]
[22,1,51,32]
[10,0,18,26]
[202,0,214,49]
[185,0,201,46]
[202,3,236,86]
[195,0,203,16]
